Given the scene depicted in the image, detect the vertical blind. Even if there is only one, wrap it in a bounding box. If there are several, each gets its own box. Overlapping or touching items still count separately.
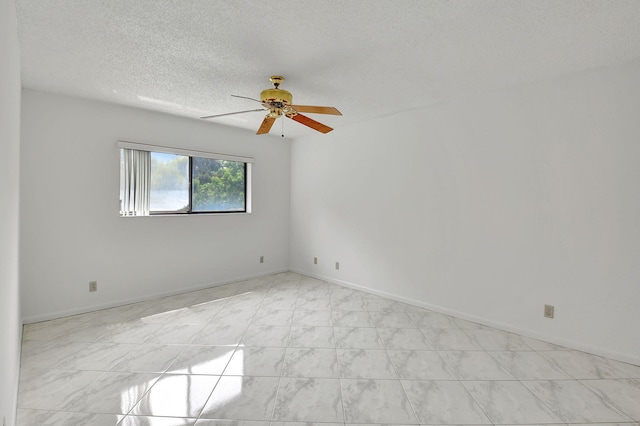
[120,149,151,216]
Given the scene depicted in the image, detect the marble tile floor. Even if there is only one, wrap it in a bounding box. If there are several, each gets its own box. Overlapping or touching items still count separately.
[17,272,640,426]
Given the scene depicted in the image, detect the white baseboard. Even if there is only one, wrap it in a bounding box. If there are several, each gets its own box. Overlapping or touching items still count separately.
[22,268,289,325]
[291,268,640,366]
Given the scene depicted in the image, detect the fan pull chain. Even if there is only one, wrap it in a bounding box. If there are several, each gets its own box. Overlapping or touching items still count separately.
[281,115,285,137]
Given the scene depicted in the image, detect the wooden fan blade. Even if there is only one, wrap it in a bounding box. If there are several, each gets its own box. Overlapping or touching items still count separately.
[291,105,342,115]
[201,108,265,119]
[289,113,333,133]
[257,116,276,134]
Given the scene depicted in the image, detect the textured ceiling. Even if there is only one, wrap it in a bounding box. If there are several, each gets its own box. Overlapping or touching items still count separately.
[15,0,640,138]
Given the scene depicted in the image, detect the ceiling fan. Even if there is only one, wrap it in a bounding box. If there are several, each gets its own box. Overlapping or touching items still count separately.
[201,76,342,135]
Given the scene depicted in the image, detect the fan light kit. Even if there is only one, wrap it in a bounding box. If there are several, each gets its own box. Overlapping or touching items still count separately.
[201,76,342,135]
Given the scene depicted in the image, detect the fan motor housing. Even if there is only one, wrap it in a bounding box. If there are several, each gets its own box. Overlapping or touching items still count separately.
[260,88,292,107]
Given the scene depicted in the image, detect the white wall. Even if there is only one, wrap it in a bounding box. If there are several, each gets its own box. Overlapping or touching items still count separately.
[290,60,640,365]
[20,90,291,322]
[0,0,22,423]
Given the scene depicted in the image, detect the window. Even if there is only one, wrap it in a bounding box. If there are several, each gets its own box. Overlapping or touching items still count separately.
[119,141,252,216]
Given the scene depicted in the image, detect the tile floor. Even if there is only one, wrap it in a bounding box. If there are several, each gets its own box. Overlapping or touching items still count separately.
[17,272,640,426]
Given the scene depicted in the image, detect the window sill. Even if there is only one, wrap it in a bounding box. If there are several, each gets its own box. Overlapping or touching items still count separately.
[120,211,251,218]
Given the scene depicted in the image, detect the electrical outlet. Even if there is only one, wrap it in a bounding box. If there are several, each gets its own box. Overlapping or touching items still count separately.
[335,261,340,270]
[89,281,98,292]
[544,304,554,319]
[314,257,318,265]
[260,255,264,264]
